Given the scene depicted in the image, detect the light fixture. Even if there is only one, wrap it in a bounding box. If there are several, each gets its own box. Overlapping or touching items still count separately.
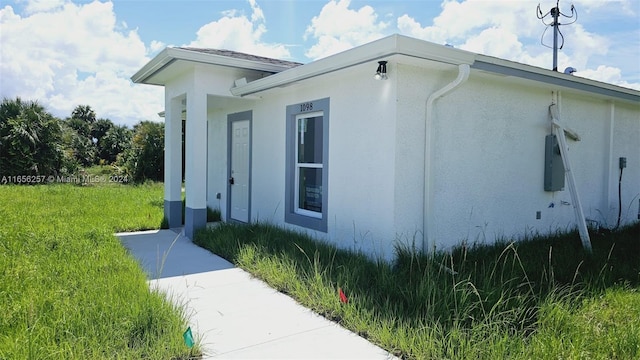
[374,60,388,80]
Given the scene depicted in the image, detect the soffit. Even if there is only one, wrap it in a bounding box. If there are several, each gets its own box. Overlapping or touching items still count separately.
[131,47,300,86]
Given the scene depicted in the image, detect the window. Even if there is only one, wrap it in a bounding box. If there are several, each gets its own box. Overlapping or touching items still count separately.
[295,113,323,217]
[285,98,329,232]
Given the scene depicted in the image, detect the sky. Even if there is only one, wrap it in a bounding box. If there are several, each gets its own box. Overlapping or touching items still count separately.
[1,0,638,127]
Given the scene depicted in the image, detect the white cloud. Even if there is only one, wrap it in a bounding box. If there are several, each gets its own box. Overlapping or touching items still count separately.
[397,14,448,45]
[304,0,390,60]
[295,0,637,88]
[560,24,609,70]
[0,1,162,126]
[460,27,524,60]
[393,0,639,89]
[47,70,164,122]
[185,0,290,59]
[1,0,636,128]
[578,0,636,16]
[396,0,540,47]
[249,0,264,23]
[20,0,65,14]
[148,40,166,55]
[576,65,640,91]
[433,0,539,40]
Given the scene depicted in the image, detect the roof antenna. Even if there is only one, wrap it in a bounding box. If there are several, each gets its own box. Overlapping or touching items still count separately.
[537,0,577,71]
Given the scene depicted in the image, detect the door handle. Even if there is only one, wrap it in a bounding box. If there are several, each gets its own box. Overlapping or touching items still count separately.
[229,177,234,185]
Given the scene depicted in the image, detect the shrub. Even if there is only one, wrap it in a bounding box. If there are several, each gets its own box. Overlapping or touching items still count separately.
[119,121,164,182]
[0,97,64,176]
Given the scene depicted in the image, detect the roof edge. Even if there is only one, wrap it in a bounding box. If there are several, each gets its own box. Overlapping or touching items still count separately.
[131,48,173,84]
[133,35,639,104]
[472,55,639,103]
[230,34,476,96]
[131,47,300,85]
[230,34,639,103]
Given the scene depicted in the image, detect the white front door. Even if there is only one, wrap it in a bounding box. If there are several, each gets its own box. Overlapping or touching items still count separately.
[229,119,250,222]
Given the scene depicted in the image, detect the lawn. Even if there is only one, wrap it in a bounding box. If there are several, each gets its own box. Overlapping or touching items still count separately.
[195,222,640,359]
[0,183,198,359]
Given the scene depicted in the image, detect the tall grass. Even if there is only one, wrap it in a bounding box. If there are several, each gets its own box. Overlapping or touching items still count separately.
[0,183,198,359]
[195,222,639,359]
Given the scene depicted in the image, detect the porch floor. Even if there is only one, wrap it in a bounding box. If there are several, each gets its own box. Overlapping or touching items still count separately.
[117,228,395,359]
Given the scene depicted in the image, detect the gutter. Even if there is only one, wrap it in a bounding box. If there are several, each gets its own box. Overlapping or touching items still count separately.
[230,34,476,97]
[423,64,471,253]
[229,34,638,104]
[472,58,639,104]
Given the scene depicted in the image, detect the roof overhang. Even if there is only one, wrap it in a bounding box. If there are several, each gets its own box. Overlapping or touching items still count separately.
[132,34,639,105]
[472,54,639,103]
[131,47,298,86]
[230,34,476,97]
[228,34,639,104]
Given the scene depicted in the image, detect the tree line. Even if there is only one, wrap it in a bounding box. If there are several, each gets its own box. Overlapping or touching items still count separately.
[0,97,164,183]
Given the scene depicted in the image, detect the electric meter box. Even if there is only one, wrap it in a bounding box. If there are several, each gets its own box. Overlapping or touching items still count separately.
[544,134,565,191]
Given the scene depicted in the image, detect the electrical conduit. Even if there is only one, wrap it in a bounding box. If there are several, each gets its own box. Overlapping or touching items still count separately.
[423,64,471,253]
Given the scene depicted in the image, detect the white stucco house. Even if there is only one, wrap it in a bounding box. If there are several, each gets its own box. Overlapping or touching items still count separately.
[132,34,639,259]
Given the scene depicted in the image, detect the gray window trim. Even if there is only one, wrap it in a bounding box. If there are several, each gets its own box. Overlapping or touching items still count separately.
[285,98,329,232]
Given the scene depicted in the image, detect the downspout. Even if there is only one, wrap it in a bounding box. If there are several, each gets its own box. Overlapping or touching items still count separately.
[604,101,615,225]
[423,64,471,253]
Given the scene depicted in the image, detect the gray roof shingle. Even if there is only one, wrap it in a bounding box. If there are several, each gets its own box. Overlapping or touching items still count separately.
[175,47,303,69]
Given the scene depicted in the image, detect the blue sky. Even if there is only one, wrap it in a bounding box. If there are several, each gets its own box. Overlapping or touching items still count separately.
[1,0,638,126]
[111,1,441,61]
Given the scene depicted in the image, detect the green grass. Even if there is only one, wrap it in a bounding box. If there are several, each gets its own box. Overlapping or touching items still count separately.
[0,183,199,359]
[194,222,640,359]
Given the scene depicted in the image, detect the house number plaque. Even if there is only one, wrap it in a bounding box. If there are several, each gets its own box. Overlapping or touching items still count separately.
[300,102,314,112]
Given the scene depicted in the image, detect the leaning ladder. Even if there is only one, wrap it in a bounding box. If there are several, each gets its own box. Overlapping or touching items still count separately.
[549,104,593,253]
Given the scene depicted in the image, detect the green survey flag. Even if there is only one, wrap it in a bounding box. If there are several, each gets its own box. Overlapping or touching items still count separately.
[183,327,194,348]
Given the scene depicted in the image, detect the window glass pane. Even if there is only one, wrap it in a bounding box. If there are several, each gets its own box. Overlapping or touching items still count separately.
[298,167,322,213]
[297,116,323,164]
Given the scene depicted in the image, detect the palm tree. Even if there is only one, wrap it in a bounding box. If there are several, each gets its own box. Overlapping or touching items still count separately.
[0,97,63,176]
[71,105,96,125]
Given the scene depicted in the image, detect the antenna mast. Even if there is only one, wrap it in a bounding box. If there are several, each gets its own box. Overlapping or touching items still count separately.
[537,0,577,71]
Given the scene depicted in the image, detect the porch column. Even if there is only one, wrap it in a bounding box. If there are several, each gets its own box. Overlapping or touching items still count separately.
[164,95,183,228]
[184,91,208,239]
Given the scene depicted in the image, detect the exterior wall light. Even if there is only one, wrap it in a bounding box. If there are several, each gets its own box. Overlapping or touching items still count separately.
[374,61,388,80]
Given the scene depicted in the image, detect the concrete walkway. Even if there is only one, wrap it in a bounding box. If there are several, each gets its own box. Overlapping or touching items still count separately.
[117,228,395,359]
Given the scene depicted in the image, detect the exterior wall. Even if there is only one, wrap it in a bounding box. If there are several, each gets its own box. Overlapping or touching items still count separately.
[559,92,613,226]
[206,62,400,259]
[393,63,466,250]
[429,73,640,250]
[203,59,639,259]
[206,107,229,213]
[324,65,398,259]
[165,64,267,236]
[608,101,640,225]
[431,75,553,248]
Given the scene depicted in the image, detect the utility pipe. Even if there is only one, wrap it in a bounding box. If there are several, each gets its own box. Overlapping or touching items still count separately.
[423,64,471,253]
[549,103,593,253]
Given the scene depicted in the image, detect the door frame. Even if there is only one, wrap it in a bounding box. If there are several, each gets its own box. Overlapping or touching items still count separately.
[227,110,252,223]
